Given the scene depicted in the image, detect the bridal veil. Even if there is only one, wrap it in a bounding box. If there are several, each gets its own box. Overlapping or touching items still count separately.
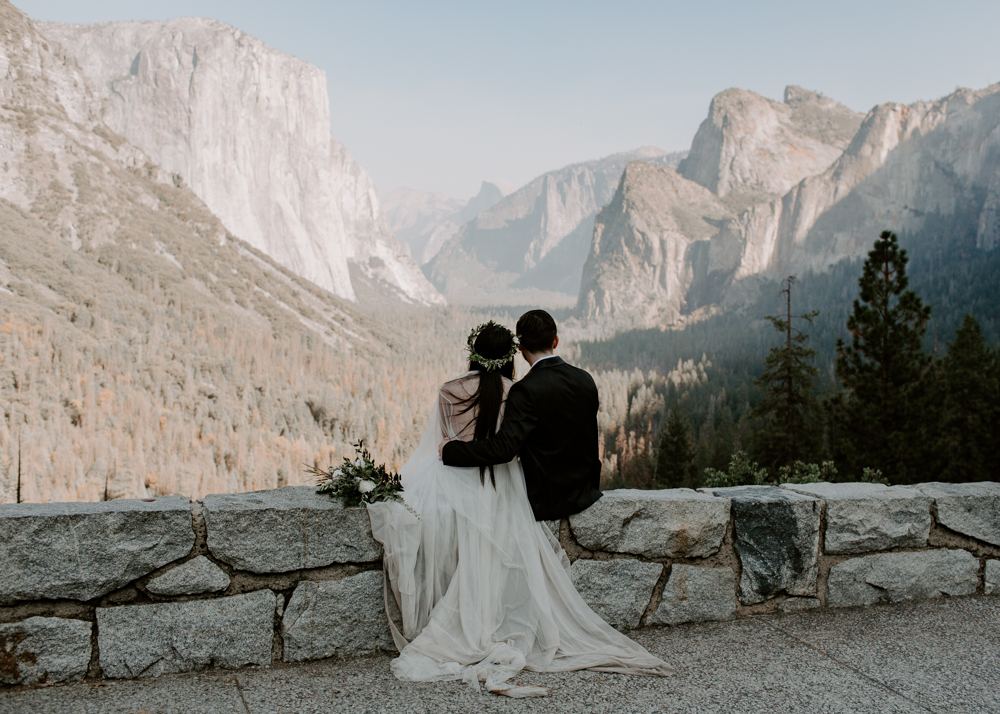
[367,373,672,698]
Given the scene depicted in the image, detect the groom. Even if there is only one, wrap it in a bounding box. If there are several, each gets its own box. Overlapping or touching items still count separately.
[442,309,603,521]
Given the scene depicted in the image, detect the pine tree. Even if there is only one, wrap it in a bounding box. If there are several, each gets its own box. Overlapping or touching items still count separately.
[992,348,1000,481]
[655,405,697,489]
[936,314,999,482]
[751,276,820,470]
[835,231,931,482]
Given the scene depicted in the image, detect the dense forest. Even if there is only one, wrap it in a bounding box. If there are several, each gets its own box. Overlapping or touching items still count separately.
[578,215,1000,489]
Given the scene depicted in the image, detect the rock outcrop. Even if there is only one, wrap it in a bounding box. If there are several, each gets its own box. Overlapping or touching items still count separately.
[577,162,733,327]
[768,85,1000,278]
[578,84,1000,329]
[425,147,685,306]
[383,180,514,265]
[42,18,443,305]
[678,86,862,203]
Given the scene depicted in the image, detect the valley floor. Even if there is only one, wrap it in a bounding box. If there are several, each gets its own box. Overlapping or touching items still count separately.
[2,597,996,714]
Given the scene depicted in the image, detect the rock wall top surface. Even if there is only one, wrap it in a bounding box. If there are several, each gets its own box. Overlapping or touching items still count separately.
[203,486,382,572]
[0,496,194,604]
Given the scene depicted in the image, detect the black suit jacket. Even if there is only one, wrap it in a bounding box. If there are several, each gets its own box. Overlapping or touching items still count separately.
[441,356,603,521]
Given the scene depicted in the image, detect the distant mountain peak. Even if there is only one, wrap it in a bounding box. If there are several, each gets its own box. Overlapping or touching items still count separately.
[678,86,862,202]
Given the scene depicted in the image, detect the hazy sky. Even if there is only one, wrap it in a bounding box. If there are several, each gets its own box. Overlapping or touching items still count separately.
[16,0,1000,199]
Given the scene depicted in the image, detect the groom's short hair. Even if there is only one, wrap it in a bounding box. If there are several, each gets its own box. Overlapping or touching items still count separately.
[517,310,557,353]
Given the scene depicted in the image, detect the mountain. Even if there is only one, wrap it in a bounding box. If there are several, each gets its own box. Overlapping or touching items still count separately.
[41,18,444,306]
[424,147,686,306]
[383,180,515,265]
[678,86,862,206]
[578,84,1000,327]
[578,163,733,330]
[0,1,459,504]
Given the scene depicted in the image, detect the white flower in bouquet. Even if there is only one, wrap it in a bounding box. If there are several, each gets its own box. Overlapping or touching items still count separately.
[358,479,376,494]
[333,469,343,478]
[354,458,365,468]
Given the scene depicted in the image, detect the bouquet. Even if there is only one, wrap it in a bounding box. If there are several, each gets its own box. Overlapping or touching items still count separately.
[309,440,414,513]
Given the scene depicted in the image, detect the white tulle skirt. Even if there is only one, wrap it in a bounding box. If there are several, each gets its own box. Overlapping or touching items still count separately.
[367,419,673,697]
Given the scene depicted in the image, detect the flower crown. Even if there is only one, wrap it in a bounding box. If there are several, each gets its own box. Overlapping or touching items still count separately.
[466,320,519,372]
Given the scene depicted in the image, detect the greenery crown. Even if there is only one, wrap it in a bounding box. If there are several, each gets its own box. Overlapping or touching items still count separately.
[466,320,519,372]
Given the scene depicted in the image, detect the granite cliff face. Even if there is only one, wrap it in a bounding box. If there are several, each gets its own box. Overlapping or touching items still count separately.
[704,85,1000,297]
[382,180,514,265]
[42,19,443,305]
[678,86,862,204]
[578,163,733,328]
[425,147,685,306]
[579,84,1000,327]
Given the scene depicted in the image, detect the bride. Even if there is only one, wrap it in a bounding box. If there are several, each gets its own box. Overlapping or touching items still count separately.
[367,321,673,698]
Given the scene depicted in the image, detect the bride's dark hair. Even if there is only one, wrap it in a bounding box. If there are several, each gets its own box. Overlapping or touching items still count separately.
[459,324,515,487]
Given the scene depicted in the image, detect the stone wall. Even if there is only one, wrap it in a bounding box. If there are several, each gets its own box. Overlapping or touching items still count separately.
[2,482,999,686]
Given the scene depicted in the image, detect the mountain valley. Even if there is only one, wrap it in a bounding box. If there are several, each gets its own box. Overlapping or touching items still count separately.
[0,0,996,503]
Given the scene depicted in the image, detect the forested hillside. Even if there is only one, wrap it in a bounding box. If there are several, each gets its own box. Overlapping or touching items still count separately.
[576,220,1000,489]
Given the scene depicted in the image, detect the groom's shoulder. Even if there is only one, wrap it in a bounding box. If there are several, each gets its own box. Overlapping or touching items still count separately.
[551,359,597,390]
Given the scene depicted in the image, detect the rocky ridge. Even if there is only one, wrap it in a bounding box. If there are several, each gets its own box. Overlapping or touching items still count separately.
[578,162,732,329]
[41,18,443,306]
[425,147,686,306]
[578,84,1000,327]
[382,180,515,265]
[678,86,862,204]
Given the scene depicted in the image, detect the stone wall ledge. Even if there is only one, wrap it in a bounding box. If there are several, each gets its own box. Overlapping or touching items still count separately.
[1,481,998,687]
[704,485,821,605]
[0,496,195,606]
[568,488,730,559]
[781,482,932,554]
[203,486,383,573]
[915,482,1000,546]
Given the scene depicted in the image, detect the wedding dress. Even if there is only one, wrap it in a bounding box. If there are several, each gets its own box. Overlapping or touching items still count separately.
[367,372,673,697]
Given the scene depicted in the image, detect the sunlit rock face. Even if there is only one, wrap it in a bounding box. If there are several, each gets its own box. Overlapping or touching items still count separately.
[678,86,862,204]
[0,2,430,504]
[577,162,732,327]
[42,19,443,305]
[424,147,685,306]
[770,85,1000,276]
[580,83,1000,329]
[709,85,1000,288]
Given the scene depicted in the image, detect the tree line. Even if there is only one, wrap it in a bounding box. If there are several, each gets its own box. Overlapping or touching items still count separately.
[654,231,999,488]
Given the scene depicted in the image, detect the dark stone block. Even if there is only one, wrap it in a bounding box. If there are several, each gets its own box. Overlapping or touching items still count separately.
[705,486,820,605]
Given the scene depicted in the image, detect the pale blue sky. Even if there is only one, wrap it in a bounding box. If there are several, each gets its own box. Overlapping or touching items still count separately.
[16,0,1000,199]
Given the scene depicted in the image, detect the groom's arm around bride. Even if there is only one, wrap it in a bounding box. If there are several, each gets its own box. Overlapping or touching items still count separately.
[442,310,603,522]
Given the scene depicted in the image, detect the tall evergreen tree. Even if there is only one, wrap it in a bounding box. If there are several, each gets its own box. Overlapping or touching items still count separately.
[935,314,999,482]
[992,348,1000,481]
[655,405,697,489]
[835,231,931,482]
[751,276,820,470]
